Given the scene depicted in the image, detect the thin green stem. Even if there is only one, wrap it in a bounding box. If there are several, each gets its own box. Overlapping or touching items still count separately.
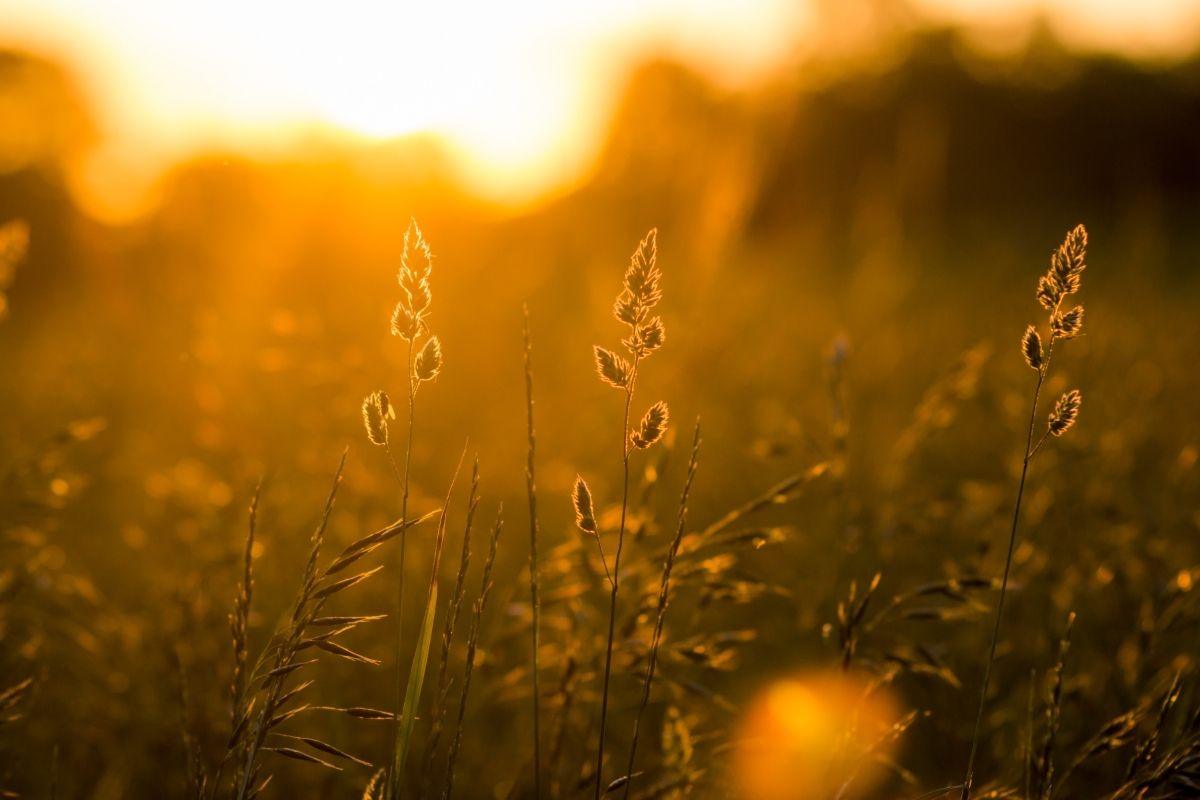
[595,356,639,800]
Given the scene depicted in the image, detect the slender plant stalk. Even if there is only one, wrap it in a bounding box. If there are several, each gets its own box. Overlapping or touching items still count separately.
[622,421,700,799]
[389,336,416,799]
[443,506,504,800]
[961,224,1088,799]
[1025,669,1037,800]
[522,306,543,799]
[395,446,465,796]
[235,453,346,800]
[420,459,479,792]
[596,355,639,799]
[366,219,442,800]
[210,484,260,797]
[961,356,1047,799]
[586,229,667,798]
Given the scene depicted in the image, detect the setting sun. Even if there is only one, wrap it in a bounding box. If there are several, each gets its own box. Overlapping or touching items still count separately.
[0,0,806,213]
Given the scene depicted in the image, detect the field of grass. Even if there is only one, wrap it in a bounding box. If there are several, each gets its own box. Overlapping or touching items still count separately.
[2,26,1200,800]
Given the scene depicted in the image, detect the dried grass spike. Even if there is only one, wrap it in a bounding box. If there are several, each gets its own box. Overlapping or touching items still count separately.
[1050,225,1087,296]
[362,391,389,445]
[573,476,597,533]
[391,302,423,341]
[1022,326,1043,370]
[1048,390,1082,437]
[1036,275,1060,310]
[406,278,432,315]
[594,346,630,389]
[415,336,443,382]
[623,228,662,310]
[402,218,433,280]
[631,401,669,449]
[625,316,665,356]
[613,292,641,326]
[1051,306,1084,339]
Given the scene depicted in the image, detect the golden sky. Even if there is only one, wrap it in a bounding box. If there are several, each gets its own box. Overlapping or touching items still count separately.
[1,0,1197,216]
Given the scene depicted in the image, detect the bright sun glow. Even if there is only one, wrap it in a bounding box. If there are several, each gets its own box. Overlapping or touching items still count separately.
[1,0,1198,217]
[0,0,806,215]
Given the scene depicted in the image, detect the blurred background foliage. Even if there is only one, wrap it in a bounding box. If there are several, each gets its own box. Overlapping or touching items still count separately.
[1,7,1199,799]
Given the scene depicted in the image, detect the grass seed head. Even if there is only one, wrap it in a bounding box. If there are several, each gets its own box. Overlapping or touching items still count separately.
[362,391,390,445]
[631,401,670,449]
[1022,325,1043,370]
[594,346,631,389]
[616,229,662,327]
[1049,389,1082,437]
[392,218,434,340]
[1051,305,1084,339]
[415,335,443,382]
[573,476,597,533]
[624,315,665,358]
[1049,224,1087,297]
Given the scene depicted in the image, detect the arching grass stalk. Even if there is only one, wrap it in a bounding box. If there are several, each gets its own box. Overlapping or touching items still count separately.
[961,225,1089,799]
[574,229,669,799]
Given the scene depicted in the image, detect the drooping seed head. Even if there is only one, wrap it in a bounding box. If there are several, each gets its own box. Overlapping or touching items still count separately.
[631,401,669,449]
[573,476,597,533]
[415,335,443,382]
[1022,325,1043,370]
[362,391,389,446]
[1051,305,1084,340]
[594,346,631,389]
[1048,390,1082,437]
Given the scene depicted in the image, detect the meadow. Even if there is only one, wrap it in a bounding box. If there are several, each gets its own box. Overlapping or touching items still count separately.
[2,25,1200,800]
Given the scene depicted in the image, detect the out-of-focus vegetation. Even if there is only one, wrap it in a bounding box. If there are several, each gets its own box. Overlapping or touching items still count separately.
[2,20,1200,800]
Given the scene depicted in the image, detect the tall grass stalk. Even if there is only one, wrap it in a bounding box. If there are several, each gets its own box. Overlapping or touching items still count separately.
[961,225,1088,799]
[420,458,479,792]
[586,229,669,798]
[622,420,700,798]
[522,305,543,799]
[393,446,464,797]
[362,219,443,799]
[443,506,504,800]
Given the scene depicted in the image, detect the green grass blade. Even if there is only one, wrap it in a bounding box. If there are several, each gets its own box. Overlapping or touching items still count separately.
[393,583,438,795]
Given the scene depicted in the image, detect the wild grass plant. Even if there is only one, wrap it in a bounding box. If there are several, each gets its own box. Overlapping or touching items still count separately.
[962,225,1089,800]
[574,228,670,797]
[7,215,1200,800]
